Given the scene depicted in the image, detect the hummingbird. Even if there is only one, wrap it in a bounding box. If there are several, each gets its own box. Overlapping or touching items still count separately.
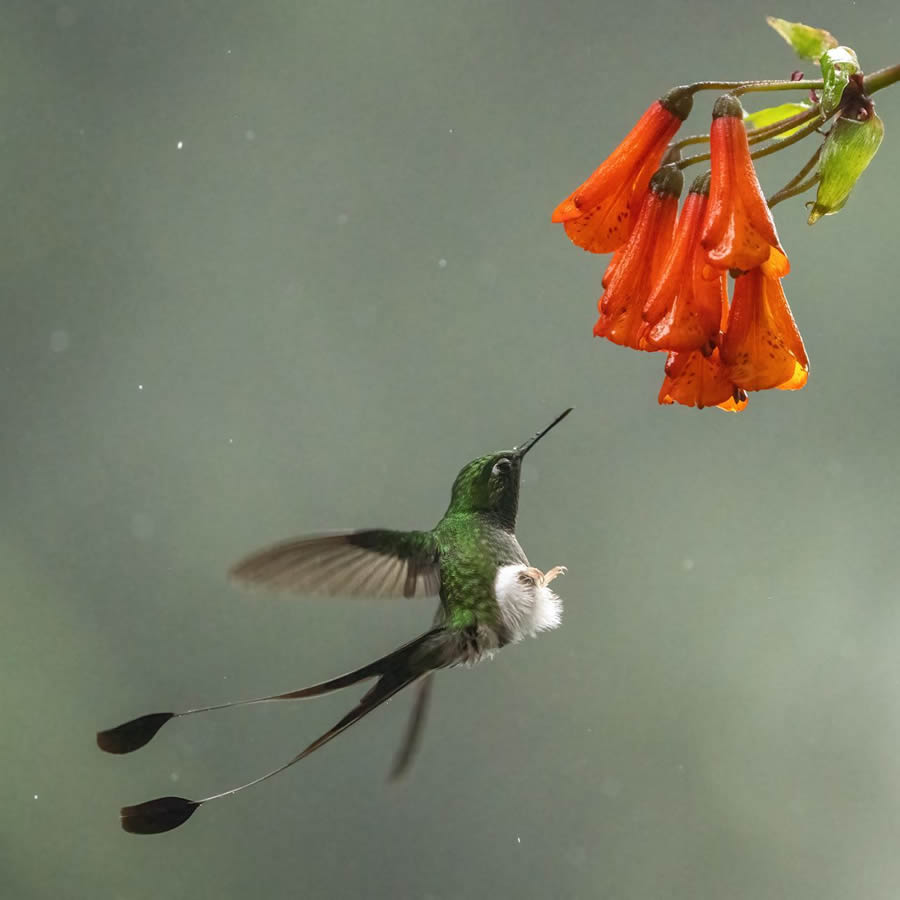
[97,408,572,834]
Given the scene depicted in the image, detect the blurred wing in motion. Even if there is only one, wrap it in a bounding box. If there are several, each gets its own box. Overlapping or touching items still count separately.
[229,529,441,598]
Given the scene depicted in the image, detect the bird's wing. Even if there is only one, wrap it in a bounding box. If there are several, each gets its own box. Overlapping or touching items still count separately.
[229,529,440,598]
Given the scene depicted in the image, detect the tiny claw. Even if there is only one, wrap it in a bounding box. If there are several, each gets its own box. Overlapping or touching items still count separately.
[542,565,567,586]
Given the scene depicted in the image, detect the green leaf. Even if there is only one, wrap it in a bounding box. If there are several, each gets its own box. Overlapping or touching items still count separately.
[808,112,884,224]
[820,46,860,115]
[744,102,814,138]
[766,17,838,61]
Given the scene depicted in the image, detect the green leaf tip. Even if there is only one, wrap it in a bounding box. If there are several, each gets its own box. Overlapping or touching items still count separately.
[808,112,884,224]
[820,46,861,115]
[766,17,838,61]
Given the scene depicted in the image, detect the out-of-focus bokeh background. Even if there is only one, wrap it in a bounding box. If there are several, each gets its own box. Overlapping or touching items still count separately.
[3,1,899,897]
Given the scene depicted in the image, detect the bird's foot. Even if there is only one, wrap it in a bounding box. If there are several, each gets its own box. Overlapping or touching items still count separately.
[542,565,567,586]
[519,566,545,587]
[519,565,567,588]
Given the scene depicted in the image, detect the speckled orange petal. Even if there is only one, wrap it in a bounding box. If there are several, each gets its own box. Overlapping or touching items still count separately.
[650,249,726,352]
[564,182,638,256]
[552,98,687,254]
[770,276,809,390]
[594,168,681,349]
[601,247,626,290]
[658,349,748,411]
[644,184,726,353]
[642,190,704,327]
[701,100,790,276]
[720,268,808,391]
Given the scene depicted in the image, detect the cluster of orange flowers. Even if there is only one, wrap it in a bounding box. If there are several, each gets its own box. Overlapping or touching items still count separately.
[552,90,808,411]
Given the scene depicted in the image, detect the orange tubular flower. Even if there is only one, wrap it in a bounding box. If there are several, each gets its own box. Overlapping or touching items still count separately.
[641,171,727,353]
[700,94,790,277]
[552,88,693,254]
[658,348,749,411]
[594,165,682,349]
[720,268,808,391]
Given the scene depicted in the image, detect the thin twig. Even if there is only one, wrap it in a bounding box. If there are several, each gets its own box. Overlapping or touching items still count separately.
[767,173,821,209]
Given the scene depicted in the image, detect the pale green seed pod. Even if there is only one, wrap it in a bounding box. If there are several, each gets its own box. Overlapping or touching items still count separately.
[808,112,884,224]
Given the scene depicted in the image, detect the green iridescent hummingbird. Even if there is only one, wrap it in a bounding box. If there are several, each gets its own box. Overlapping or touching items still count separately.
[97,408,572,834]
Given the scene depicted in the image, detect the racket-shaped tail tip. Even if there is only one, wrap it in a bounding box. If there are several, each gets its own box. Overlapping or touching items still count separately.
[97,712,174,754]
[120,796,200,834]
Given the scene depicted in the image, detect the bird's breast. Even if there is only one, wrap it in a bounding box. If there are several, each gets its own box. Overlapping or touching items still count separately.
[493,564,562,643]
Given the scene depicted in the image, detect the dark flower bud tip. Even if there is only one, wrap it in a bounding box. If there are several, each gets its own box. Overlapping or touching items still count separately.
[649,164,684,198]
[689,171,712,195]
[660,144,682,167]
[659,86,694,121]
[712,94,744,120]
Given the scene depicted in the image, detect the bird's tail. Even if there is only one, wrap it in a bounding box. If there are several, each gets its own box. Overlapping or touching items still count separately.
[99,627,455,834]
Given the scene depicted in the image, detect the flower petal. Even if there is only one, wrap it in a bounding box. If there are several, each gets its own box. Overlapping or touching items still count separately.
[644,177,727,353]
[594,167,682,348]
[657,349,748,411]
[701,98,790,275]
[553,97,689,253]
[720,268,808,391]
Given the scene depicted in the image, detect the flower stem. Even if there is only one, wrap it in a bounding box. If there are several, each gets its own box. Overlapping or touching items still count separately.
[864,62,900,95]
[749,113,830,162]
[766,146,823,207]
[734,79,824,97]
[767,173,820,209]
[669,132,711,151]
[670,105,820,155]
[685,79,823,96]
[676,112,828,171]
[748,106,820,144]
[682,61,899,102]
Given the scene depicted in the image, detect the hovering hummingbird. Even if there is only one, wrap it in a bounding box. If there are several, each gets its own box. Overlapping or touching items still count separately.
[97,408,572,834]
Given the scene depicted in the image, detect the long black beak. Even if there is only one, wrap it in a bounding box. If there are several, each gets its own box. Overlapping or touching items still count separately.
[515,407,573,458]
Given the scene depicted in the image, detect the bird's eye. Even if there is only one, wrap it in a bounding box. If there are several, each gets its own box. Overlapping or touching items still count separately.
[492,458,512,477]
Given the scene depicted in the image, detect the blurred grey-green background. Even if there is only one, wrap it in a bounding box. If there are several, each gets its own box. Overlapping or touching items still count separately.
[3,1,899,898]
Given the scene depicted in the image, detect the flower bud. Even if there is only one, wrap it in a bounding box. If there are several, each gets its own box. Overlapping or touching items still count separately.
[819,46,860,115]
[808,112,884,224]
[648,163,684,198]
[659,87,694,122]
